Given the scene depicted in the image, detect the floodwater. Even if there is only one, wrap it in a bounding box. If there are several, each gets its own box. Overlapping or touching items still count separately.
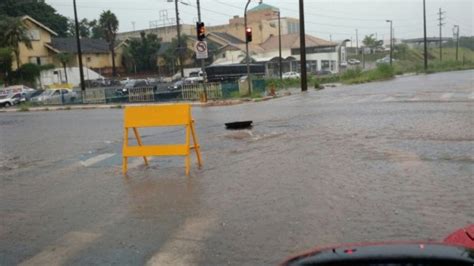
[0,70,473,265]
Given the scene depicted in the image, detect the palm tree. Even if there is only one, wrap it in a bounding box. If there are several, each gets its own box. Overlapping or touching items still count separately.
[55,52,73,83]
[99,11,119,77]
[0,17,32,70]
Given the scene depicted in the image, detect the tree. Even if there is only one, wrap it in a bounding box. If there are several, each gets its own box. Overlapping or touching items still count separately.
[0,0,69,37]
[67,18,103,39]
[362,34,383,49]
[68,18,90,38]
[162,35,193,75]
[125,32,161,73]
[99,10,119,77]
[0,16,32,69]
[54,52,73,83]
[0,47,13,85]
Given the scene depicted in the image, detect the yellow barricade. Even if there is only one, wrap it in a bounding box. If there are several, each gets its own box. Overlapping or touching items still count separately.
[122,104,202,175]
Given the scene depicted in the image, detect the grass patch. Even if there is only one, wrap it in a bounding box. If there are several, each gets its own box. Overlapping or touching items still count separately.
[111,104,123,109]
[18,105,29,112]
[343,64,395,84]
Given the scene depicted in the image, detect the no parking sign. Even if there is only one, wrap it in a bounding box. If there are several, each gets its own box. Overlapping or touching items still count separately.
[194,41,208,59]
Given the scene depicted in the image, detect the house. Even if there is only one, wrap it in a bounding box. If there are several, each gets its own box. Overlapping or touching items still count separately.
[46,37,122,75]
[14,15,58,69]
[208,32,340,75]
[13,15,121,75]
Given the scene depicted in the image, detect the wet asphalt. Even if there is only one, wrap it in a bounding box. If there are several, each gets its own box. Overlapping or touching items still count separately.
[0,70,473,265]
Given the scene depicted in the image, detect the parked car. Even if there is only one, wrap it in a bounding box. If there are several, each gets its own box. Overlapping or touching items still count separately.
[282,72,300,79]
[31,89,77,104]
[348,58,361,65]
[314,70,333,76]
[185,71,204,84]
[0,93,24,107]
[120,79,149,95]
[376,56,395,65]
[171,80,185,90]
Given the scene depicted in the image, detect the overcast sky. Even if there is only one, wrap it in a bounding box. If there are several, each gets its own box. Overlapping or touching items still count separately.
[48,0,473,41]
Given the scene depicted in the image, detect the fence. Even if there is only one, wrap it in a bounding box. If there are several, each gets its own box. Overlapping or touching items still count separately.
[182,83,222,100]
[24,79,269,107]
[129,87,155,102]
[83,88,106,104]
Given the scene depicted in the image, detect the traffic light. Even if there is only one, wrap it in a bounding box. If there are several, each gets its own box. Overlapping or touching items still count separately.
[196,22,206,41]
[245,27,252,43]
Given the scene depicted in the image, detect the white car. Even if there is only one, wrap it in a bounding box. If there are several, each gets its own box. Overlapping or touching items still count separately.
[376,56,396,65]
[0,93,24,107]
[347,59,361,65]
[31,89,77,104]
[282,72,300,79]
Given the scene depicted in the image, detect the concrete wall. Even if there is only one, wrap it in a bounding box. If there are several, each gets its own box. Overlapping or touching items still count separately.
[117,24,195,42]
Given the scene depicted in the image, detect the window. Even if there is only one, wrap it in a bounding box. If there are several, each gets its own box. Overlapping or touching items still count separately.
[28,30,40,41]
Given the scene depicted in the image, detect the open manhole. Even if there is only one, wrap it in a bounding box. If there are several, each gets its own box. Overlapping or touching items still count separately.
[225,121,253,130]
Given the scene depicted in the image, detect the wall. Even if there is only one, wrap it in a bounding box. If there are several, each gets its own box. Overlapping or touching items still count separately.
[117,24,195,43]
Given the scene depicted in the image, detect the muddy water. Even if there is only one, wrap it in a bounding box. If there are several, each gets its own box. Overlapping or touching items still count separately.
[0,70,473,265]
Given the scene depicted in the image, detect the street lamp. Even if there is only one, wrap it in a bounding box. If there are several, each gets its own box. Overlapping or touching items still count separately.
[386,19,393,65]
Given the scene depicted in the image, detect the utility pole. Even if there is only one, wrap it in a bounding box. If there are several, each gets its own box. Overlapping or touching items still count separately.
[299,0,307,92]
[453,25,459,61]
[355,29,359,55]
[386,20,393,65]
[175,0,184,78]
[73,0,85,93]
[423,0,428,71]
[437,8,445,61]
[277,10,282,81]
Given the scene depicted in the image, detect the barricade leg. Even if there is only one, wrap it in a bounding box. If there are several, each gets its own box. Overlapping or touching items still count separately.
[123,128,129,174]
[190,120,202,168]
[133,127,149,166]
[185,124,191,176]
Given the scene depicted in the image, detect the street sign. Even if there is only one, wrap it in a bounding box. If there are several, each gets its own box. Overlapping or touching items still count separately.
[195,41,208,59]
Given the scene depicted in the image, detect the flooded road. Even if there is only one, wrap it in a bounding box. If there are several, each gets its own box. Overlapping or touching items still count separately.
[1,70,473,265]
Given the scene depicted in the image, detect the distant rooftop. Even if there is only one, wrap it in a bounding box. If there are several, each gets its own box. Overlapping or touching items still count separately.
[248,3,279,13]
[50,38,109,54]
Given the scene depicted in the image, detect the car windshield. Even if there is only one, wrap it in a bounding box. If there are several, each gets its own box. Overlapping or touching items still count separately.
[1,1,473,266]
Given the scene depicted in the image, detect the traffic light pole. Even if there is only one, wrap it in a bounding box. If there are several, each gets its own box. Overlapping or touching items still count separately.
[299,0,307,92]
[244,0,252,95]
[196,0,207,102]
[175,0,184,78]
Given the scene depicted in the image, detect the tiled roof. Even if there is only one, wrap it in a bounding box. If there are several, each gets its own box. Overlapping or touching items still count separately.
[212,32,244,44]
[260,33,337,51]
[50,38,110,54]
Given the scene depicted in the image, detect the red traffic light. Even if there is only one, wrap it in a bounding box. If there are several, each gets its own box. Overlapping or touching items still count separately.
[196,22,206,41]
[245,27,252,43]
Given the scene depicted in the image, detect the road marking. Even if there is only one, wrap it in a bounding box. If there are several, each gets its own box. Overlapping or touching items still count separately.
[80,153,115,167]
[440,93,454,100]
[146,214,217,266]
[19,231,100,266]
